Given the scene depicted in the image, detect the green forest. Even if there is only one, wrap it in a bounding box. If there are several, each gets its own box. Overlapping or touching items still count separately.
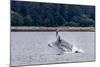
[11,1,95,27]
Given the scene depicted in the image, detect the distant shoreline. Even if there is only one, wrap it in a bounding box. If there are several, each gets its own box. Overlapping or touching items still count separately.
[11,27,95,32]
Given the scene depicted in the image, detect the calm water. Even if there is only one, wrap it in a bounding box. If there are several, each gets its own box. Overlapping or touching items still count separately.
[11,32,95,66]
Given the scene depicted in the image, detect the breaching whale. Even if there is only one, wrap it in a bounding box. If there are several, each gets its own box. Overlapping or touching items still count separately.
[48,31,82,55]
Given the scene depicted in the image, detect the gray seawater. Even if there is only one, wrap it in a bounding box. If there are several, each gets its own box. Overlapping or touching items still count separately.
[11,32,95,66]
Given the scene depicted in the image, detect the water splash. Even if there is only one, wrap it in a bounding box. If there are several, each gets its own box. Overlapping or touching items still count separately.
[47,32,84,55]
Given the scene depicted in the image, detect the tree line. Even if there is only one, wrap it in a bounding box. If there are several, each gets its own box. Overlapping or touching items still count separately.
[11,1,95,27]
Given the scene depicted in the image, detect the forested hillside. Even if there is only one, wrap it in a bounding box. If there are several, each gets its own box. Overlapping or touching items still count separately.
[11,1,95,27]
